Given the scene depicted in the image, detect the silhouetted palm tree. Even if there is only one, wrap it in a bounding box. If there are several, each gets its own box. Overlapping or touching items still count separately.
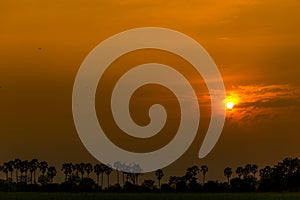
[20,160,29,183]
[129,173,136,185]
[76,163,85,180]
[39,161,48,178]
[200,165,208,184]
[7,161,14,181]
[122,171,127,186]
[85,163,93,178]
[155,169,164,189]
[77,163,85,180]
[224,167,233,184]
[251,164,258,178]
[104,165,112,188]
[243,164,252,178]
[2,163,9,180]
[236,166,243,178]
[47,166,57,183]
[133,173,143,185]
[282,157,299,177]
[116,170,120,185]
[74,163,80,178]
[259,166,272,179]
[61,163,73,181]
[71,163,77,177]
[113,162,122,185]
[13,158,21,183]
[0,165,3,180]
[99,164,106,189]
[29,159,39,184]
[94,164,103,187]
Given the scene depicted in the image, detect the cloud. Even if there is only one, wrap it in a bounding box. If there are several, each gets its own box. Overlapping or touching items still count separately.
[226,84,300,124]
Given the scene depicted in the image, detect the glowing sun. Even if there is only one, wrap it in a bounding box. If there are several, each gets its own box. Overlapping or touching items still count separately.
[226,102,234,109]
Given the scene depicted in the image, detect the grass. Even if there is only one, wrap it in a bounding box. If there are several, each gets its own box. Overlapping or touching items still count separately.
[1,192,300,200]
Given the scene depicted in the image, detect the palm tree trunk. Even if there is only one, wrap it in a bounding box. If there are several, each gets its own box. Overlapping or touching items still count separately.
[101,173,103,189]
[97,174,99,186]
[30,172,33,184]
[107,175,110,188]
[34,171,36,184]
[116,171,119,185]
[25,172,28,183]
[16,170,18,183]
[159,179,161,189]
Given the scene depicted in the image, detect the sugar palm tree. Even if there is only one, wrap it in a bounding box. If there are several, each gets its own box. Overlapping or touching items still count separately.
[259,165,272,179]
[0,165,3,180]
[124,172,132,183]
[20,160,29,183]
[116,170,120,185]
[122,172,127,186]
[115,168,121,186]
[155,169,164,189]
[2,163,9,181]
[39,161,48,178]
[134,173,143,185]
[61,163,73,181]
[104,165,112,188]
[13,158,21,183]
[200,165,208,184]
[29,159,39,184]
[47,166,57,183]
[224,167,233,184]
[243,164,252,178]
[251,164,258,178]
[94,164,104,187]
[100,164,106,189]
[85,163,93,178]
[77,163,85,180]
[7,161,14,181]
[113,161,122,185]
[128,173,136,185]
[236,166,243,178]
[74,163,80,178]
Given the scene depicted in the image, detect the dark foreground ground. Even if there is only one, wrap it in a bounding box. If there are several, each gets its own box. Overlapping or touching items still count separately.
[1,193,300,200]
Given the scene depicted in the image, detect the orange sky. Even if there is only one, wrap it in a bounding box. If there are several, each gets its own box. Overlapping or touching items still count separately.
[1,0,300,182]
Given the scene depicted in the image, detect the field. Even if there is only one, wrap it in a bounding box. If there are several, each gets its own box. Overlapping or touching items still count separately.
[1,193,300,200]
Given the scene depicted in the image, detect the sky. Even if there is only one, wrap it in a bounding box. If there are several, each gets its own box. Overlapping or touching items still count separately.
[1,0,300,183]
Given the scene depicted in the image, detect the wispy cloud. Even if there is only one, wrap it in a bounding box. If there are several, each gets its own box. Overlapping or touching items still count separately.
[226,84,300,124]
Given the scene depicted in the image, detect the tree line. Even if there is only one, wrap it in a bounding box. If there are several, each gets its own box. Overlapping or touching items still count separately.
[1,157,300,192]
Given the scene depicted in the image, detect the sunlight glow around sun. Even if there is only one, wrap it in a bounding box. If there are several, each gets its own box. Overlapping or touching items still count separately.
[226,102,234,109]
[224,93,240,110]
